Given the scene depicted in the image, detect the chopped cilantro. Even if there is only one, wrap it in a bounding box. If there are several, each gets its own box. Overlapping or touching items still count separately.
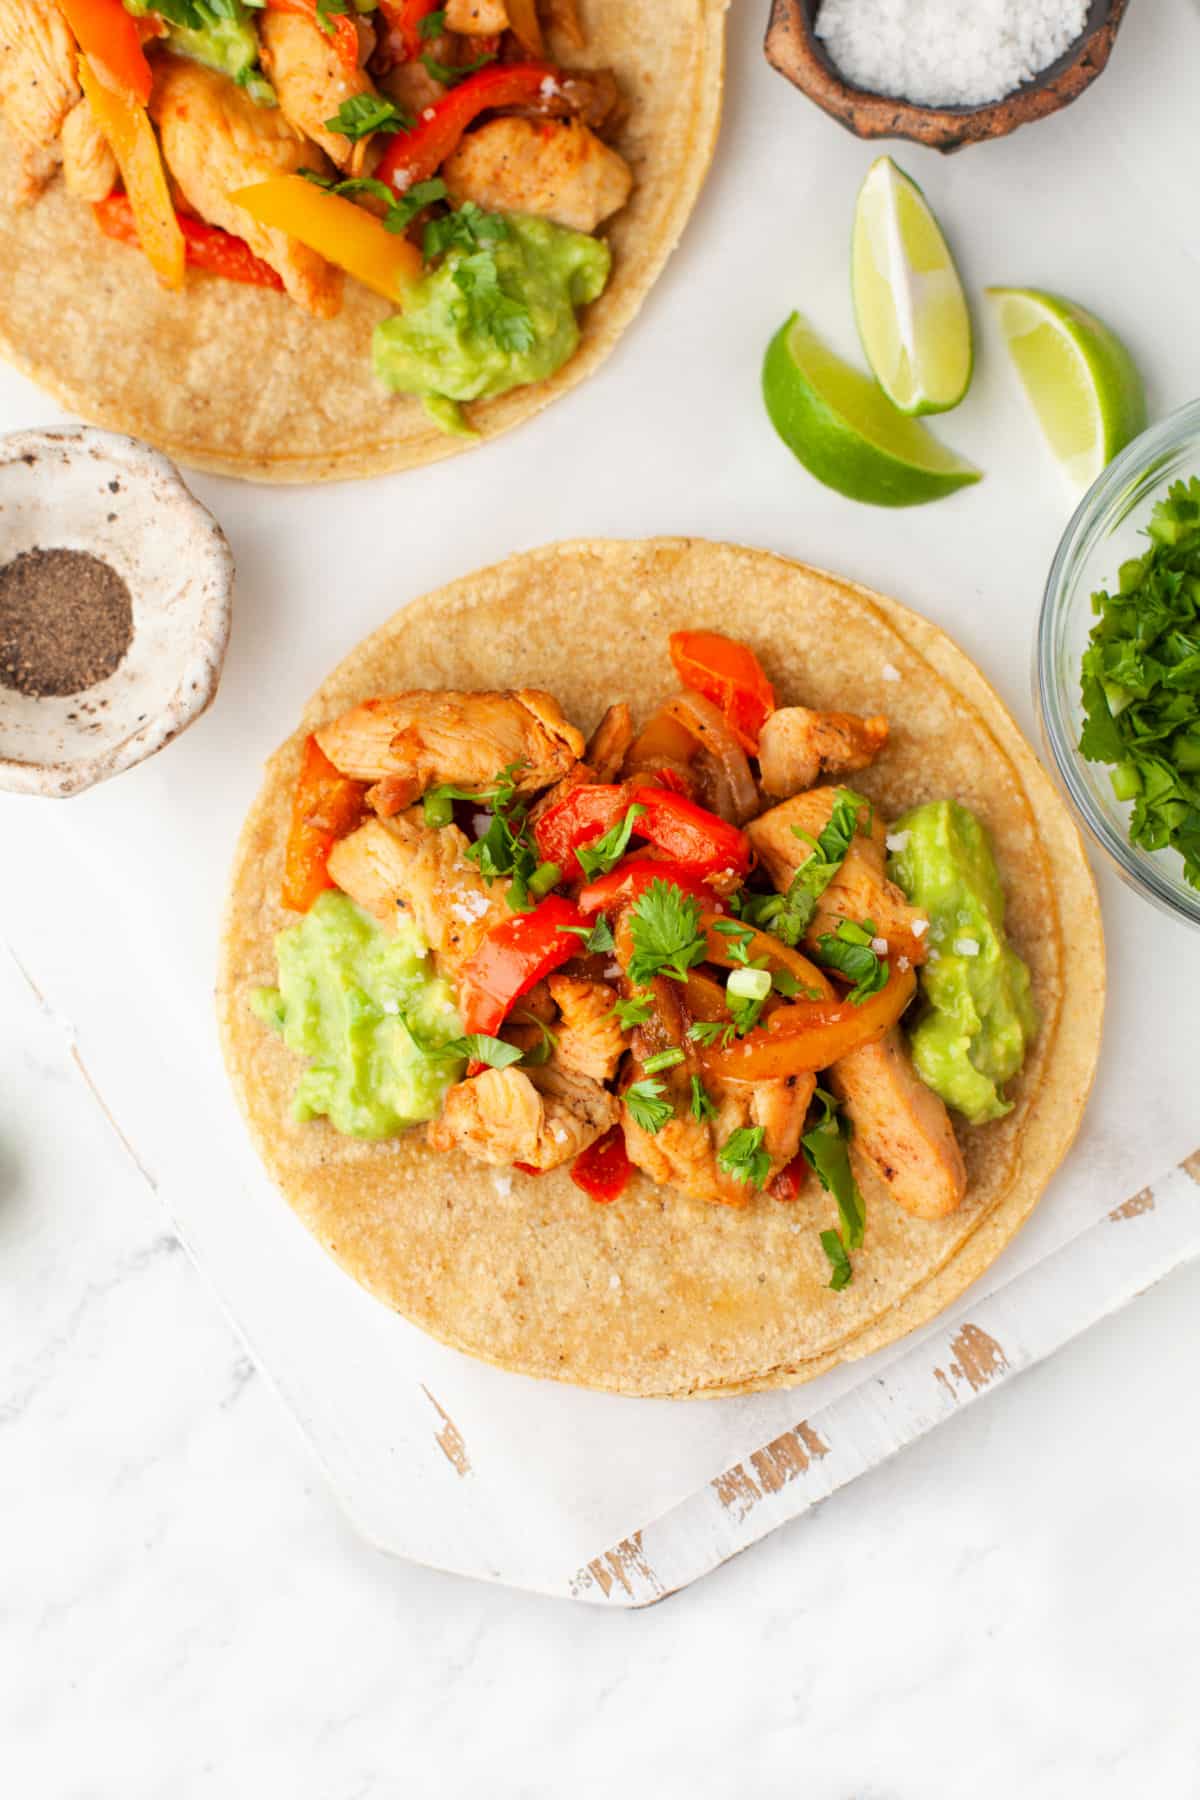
[421,47,495,84]
[688,1017,735,1049]
[1079,475,1200,889]
[736,789,868,946]
[576,804,645,881]
[418,5,444,33]
[423,202,509,259]
[314,0,349,35]
[690,1076,718,1123]
[444,1033,523,1069]
[324,94,411,141]
[625,1078,673,1135]
[815,917,888,1004]
[717,1126,770,1190]
[820,1230,853,1291]
[609,992,653,1030]
[557,916,616,955]
[300,170,440,236]
[803,1089,865,1289]
[626,880,708,986]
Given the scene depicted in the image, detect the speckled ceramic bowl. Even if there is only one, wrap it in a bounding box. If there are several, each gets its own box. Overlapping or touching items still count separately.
[765,0,1129,152]
[0,427,233,798]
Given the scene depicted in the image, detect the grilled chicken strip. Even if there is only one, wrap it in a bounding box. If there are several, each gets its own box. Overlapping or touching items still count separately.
[151,55,343,317]
[443,116,632,234]
[829,1027,966,1219]
[0,0,78,204]
[428,1061,617,1169]
[548,974,625,1084]
[316,689,585,808]
[444,0,508,30]
[326,813,510,979]
[747,785,928,965]
[757,706,889,799]
[60,94,116,201]
[259,10,376,174]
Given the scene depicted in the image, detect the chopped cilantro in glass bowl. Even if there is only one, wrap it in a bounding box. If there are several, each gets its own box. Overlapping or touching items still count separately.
[1038,400,1200,927]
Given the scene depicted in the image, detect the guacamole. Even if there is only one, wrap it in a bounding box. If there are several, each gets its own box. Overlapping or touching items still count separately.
[251,891,464,1139]
[888,800,1038,1125]
[372,212,611,434]
[126,0,275,105]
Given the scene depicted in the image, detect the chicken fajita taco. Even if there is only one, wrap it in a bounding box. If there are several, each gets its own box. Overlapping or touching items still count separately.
[0,0,725,479]
[219,540,1104,1396]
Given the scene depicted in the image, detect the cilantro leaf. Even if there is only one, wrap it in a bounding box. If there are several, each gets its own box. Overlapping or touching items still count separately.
[452,251,536,353]
[444,1033,523,1069]
[737,788,868,947]
[576,804,646,881]
[421,47,495,85]
[418,5,444,34]
[803,1088,865,1262]
[688,1017,735,1048]
[511,1013,557,1066]
[315,0,349,35]
[626,880,708,986]
[717,1126,770,1190]
[820,1229,853,1291]
[624,1078,673,1135]
[609,992,653,1029]
[300,170,442,237]
[423,202,509,259]
[324,94,411,140]
[690,1076,717,1123]
[557,916,616,955]
[815,917,888,1004]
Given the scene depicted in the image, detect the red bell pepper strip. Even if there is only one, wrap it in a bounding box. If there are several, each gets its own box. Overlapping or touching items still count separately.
[281,735,367,912]
[532,783,628,882]
[58,0,153,103]
[668,631,776,755]
[570,1126,633,1203]
[94,193,285,291]
[457,894,586,1036]
[577,857,721,917]
[376,0,441,61]
[377,60,558,191]
[264,0,360,72]
[627,785,752,878]
[769,1154,808,1202]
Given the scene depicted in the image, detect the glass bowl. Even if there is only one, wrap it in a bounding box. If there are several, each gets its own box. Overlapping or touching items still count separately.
[1037,398,1200,929]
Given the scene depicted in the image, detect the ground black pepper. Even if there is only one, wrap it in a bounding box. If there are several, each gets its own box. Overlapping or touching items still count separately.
[0,547,133,698]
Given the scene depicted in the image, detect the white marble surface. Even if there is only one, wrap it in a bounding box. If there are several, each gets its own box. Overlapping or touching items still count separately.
[5,0,1200,1788]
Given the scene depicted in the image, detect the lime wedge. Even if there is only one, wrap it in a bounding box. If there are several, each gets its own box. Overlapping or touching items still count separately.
[762,311,980,508]
[852,156,972,416]
[987,287,1146,489]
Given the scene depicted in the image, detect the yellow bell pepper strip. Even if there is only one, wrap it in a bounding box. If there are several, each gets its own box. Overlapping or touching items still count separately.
[229,176,422,301]
[59,0,153,103]
[78,56,184,290]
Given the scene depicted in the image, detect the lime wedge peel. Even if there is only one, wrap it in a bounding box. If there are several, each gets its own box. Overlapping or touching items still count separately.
[852,156,973,417]
[762,311,980,509]
[987,287,1147,490]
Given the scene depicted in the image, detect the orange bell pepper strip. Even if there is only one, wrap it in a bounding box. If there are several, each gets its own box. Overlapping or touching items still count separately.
[59,0,152,102]
[699,915,832,994]
[94,192,285,291]
[281,735,367,912]
[376,61,557,191]
[668,631,777,755]
[700,963,917,1083]
[263,0,360,71]
[230,176,423,300]
[78,57,184,290]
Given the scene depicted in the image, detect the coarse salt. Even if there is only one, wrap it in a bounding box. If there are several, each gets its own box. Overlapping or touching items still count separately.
[953,936,980,956]
[815,0,1089,109]
[912,916,929,937]
[871,936,889,955]
[882,662,902,683]
[886,829,911,853]
[492,1172,513,1198]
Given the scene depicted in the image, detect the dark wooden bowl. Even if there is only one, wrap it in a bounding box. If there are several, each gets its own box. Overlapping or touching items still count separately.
[765,0,1129,152]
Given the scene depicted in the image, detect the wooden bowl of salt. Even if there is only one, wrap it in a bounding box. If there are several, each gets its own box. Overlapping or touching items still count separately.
[766,0,1130,152]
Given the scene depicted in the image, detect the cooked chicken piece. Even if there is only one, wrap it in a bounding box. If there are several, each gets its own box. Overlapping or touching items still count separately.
[0,0,78,204]
[747,785,928,965]
[548,974,625,1084]
[151,55,343,318]
[60,94,116,201]
[758,706,889,799]
[326,813,510,979]
[521,67,622,134]
[750,1071,813,1171]
[259,10,375,174]
[543,0,585,50]
[428,1061,617,1169]
[379,53,444,114]
[316,689,585,806]
[443,116,632,234]
[445,0,508,31]
[829,1026,966,1219]
[585,702,634,782]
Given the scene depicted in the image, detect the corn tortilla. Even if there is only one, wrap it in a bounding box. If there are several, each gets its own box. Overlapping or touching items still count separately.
[0,0,726,483]
[218,539,1105,1397]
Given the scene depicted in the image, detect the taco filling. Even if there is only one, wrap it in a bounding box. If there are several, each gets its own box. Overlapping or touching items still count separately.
[0,0,630,430]
[252,631,1038,1291]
